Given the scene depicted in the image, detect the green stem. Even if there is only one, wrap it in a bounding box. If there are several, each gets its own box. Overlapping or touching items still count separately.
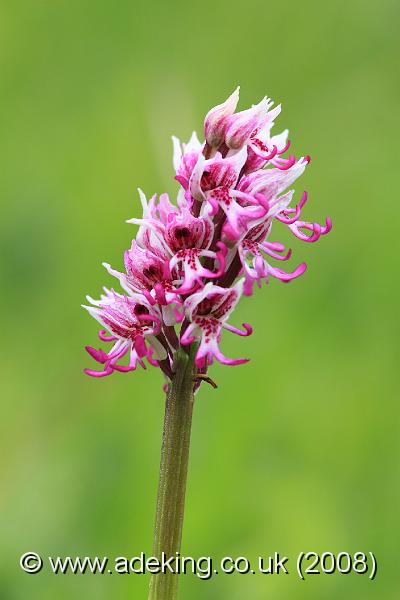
[148,345,196,600]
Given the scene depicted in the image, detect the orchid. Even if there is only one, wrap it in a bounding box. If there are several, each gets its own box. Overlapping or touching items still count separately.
[83,88,331,600]
[84,90,331,379]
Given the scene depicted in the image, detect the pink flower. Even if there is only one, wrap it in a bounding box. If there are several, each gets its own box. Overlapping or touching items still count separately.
[172,132,203,190]
[103,240,176,308]
[239,235,307,296]
[181,280,252,367]
[82,289,167,377]
[84,88,331,381]
[225,96,274,150]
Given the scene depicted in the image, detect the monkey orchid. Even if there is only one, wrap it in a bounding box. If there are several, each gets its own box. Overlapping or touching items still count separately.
[83,88,331,600]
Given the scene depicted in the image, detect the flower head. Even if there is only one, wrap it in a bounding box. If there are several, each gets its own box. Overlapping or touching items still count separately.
[83,289,166,377]
[84,88,331,383]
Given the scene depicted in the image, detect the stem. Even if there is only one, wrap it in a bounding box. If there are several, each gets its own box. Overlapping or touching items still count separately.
[148,345,197,600]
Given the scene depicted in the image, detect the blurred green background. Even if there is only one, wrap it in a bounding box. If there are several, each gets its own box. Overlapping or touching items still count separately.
[1,0,399,598]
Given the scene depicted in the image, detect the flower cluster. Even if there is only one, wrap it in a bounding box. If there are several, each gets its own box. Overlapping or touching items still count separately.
[83,88,331,381]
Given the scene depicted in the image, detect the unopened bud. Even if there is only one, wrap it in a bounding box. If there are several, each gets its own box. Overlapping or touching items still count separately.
[225,97,272,150]
[204,87,240,147]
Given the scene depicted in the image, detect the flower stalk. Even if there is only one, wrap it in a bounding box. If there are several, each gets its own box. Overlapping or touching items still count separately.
[148,344,197,600]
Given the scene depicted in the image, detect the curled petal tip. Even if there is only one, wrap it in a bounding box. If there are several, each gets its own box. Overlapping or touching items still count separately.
[98,329,117,342]
[275,154,296,170]
[223,322,253,336]
[277,138,291,155]
[325,217,333,232]
[221,357,250,366]
[242,323,253,336]
[84,367,113,378]
[85,345,108,363]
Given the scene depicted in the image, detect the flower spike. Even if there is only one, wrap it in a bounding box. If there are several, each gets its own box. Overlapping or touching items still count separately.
[84,88,331,381]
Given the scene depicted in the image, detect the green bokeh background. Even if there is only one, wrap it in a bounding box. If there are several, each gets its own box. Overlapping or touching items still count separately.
[1,1,399,598]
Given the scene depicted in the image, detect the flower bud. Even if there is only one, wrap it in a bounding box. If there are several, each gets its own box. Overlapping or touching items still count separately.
[225,97,272,150]
[204,87,240,147]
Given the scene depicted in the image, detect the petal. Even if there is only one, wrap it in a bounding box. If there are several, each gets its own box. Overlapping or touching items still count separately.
[202,146,247,191]
[172,136,183,171]
[193,322,249,367]
[238,158,308,201]
[189,154,206,202]
[268,262,307,282]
